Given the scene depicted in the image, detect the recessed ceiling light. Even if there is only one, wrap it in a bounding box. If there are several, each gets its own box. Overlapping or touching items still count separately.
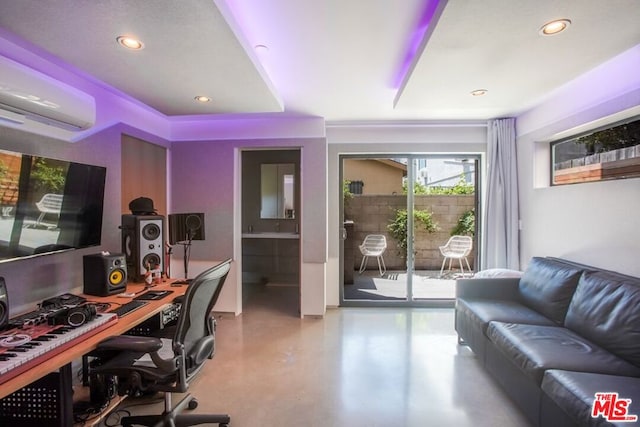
[116,36,144,50]
[539,19,571,36]
[194,96,211,103]
[470,89,487,97]
[255,44,269,53]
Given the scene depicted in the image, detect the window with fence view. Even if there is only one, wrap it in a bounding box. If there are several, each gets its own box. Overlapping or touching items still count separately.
[551,117,640,185]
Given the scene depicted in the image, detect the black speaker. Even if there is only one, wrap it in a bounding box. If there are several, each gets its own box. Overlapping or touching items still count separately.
[168,213,205,244]
[83,253,128,296]
[121,214,165,280]
[0,277,8,328]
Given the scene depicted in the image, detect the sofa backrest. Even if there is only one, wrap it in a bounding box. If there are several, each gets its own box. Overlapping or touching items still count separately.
[565,270,640,368]
[518,257,584,324]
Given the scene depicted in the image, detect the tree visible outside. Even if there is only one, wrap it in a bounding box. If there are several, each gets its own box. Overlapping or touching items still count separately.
[554,118,640,162]
[31,158,66,193]
[387,208,439,258]
[402,175,474,195]
[393,175,475,252]
[577,120,640,155]
[425,176,474,195]
[552,117,640,184]
[451,208,475,237]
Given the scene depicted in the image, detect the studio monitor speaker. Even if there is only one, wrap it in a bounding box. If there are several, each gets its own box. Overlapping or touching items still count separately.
[0,277,8,328]
[121,214,164,280]
[83,253,128,296]
[168,213,205,244]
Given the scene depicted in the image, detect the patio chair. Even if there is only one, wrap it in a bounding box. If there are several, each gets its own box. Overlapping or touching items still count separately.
[439,235,472,277]
[358,234,387,276]
[35,193,63,226]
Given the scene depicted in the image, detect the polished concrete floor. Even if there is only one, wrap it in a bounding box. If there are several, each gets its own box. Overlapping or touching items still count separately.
[101,284,530,427]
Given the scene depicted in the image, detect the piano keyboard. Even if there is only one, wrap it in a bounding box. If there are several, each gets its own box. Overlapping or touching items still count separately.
[0,312,117,384]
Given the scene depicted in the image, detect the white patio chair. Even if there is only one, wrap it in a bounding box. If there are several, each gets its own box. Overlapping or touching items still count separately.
[358,234,387,276]
[439,235,473,277]
[35,193,63,226]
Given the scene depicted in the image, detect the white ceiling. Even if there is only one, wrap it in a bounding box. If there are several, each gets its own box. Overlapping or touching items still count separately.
[0,0,639,122]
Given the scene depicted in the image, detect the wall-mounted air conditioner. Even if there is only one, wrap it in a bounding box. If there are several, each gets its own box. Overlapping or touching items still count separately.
[0,55,95,134]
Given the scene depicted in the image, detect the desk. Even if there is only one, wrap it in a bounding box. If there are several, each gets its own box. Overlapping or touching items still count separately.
[0,281,187,423]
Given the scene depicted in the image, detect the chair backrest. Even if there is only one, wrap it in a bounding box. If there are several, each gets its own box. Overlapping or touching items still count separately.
[447,235,473,253]
[362,234,387,250]
[36,193,63,212]
[173,258,232,373]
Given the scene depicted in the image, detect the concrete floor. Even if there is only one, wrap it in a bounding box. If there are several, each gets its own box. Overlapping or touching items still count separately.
[100,284,530,427]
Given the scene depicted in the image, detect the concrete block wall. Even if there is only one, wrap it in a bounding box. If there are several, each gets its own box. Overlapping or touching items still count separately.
[345,194,475,270]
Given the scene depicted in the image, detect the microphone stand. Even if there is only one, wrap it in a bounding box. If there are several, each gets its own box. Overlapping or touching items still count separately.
[176,230,194,284]
[183,230,193,283]
[165,242,173,279]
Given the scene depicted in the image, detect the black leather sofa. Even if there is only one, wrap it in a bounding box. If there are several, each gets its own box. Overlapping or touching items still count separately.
[455,257,640,426]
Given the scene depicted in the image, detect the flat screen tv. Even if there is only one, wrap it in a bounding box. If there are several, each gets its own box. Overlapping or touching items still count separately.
[0,148,106,263]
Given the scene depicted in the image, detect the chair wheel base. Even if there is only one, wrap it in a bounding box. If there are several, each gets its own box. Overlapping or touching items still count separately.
[188,398,198,410]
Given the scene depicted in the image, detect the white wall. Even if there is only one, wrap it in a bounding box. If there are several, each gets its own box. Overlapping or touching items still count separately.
[516,44,640,276]
[169,126,328,317]
[326,123,487,306]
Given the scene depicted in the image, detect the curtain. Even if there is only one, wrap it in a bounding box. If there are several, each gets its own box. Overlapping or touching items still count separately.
[481,118,520,270]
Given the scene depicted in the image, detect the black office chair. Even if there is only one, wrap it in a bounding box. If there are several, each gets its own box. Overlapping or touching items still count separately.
[90,259,232,427]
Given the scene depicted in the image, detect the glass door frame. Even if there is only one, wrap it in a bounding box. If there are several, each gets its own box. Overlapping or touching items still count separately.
[339,153,481,308]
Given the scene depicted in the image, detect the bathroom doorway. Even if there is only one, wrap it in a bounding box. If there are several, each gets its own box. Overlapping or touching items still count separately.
[240,149,301,316]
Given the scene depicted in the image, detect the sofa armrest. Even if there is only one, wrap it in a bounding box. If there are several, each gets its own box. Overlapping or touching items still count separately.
[456,277,521,301]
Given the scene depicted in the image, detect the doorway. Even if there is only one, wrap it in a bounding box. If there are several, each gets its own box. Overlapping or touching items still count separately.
[340,154,479,306]
[240,149,301,316]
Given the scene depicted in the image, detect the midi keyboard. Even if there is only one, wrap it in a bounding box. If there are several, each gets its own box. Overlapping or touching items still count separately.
[0,313,118,384]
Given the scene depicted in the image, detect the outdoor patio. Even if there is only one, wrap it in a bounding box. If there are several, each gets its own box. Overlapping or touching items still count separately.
[343,269,473,300]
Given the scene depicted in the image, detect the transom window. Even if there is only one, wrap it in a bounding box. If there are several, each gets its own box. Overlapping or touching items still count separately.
[551,117,640,185]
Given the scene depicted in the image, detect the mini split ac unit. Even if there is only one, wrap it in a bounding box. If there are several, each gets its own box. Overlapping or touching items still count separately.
[0,55,95,134]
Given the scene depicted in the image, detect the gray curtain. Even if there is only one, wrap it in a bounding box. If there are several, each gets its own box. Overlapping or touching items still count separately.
[481,118,520,270]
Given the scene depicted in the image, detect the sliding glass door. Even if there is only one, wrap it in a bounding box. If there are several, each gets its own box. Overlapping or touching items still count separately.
[409,156,478,301]
[342,156,408,301]
[340,154,479,306]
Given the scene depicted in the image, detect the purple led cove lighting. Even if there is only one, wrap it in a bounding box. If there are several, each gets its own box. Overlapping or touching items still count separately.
[392,0,443,89]
[0,28,172,139]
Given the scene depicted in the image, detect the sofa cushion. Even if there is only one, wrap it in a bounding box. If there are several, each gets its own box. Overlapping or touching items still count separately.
[474,268,523,279]
[486,322,640,386]
[542,370,640,427]
[456,298,556,334]
[456,277,521,301]
[565,271,640,367]
[518,257,584,325]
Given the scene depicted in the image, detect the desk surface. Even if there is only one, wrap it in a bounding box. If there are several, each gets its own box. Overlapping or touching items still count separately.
[0,281,187,399]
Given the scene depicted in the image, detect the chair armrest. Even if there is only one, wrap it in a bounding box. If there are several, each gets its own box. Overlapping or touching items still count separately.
[455,277,521,301]
[97,335,163,353]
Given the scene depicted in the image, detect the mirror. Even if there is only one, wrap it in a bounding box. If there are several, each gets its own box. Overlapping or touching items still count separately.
[261,163,295,219]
